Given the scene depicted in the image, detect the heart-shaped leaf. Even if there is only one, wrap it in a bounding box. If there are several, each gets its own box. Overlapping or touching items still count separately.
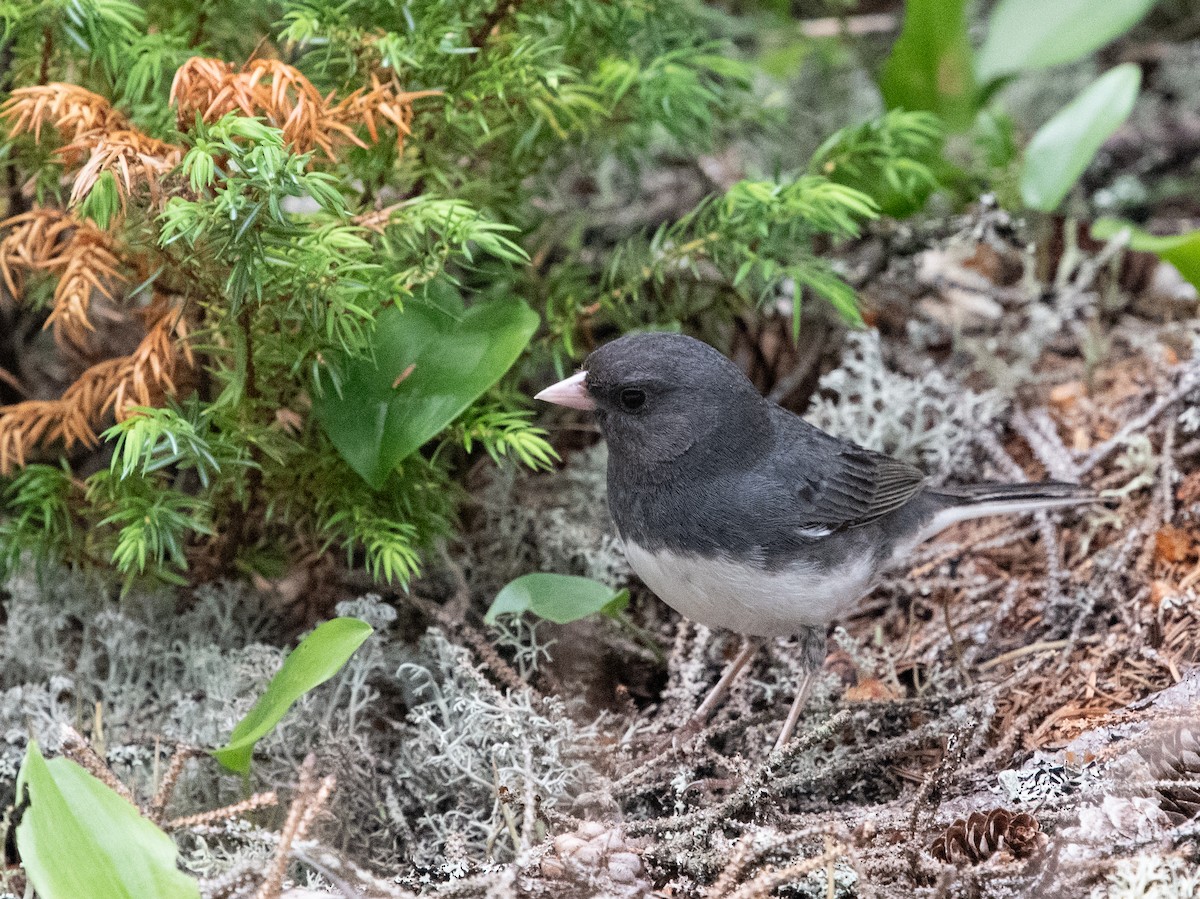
[485,573,630,625]
[314,282,540,488]
[1019,64,1141,213]
[978,0,1155,84]
[212,617,374,774]
[17,742,201,899]
[1092,218,1200,289]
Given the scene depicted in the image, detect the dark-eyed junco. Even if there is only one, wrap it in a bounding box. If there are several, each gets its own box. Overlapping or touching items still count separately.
[536,333,1096,750]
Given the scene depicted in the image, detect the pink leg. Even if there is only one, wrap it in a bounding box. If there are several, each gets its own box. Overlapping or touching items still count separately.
[772,668,817,752]
[692,637,763,723]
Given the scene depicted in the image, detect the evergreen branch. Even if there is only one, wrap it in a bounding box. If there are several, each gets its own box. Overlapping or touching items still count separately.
[0,0,781,587]
[0,463,79,577]
[453,406,557,471]
[90,469,213,581]
[606,174,878,330]
[810,109,945,217]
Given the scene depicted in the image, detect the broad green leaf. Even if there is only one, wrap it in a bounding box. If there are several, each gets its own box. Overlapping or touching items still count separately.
[1019,64,1141,212]
[878,0,977,130]
[17,742,200,899]
[211,617,373,773]
[978,0,1155,83]
[314,282,540,489]
[1092,219,1200,290]
[485,573,630,625]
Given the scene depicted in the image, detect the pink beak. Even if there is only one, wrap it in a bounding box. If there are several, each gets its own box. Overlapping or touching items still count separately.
[534,370,595,410]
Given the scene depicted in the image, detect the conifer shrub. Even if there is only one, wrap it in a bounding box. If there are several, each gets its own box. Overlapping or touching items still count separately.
[0,0,881,586]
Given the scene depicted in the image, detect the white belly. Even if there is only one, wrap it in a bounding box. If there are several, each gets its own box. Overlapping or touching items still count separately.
[622,541,874,637]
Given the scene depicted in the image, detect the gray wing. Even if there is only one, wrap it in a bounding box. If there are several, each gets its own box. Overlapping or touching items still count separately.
[769,408,928,532]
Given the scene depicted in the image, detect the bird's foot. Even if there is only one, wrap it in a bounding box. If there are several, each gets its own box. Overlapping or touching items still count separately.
[642,714,708,757]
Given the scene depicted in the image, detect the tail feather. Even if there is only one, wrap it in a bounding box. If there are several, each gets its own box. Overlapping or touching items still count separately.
[935,480,1094,506]
[917,480,1098,543]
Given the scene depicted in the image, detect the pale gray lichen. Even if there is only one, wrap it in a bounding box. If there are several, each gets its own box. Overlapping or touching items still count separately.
[488,612,558,679]
[0,564,616,889]
[177,819,273,881]
[0,571,284,797]
[389,628,604,868]
[1180,404,1200,434]
[1098,853,1200,899]
[804,331,1006,479]
[470,444,630,594]
[794,859,858,899]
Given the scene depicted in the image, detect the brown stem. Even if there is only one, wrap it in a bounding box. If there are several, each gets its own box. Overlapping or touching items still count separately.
[38,27,52,85]
[237,304,264,546]
[239,305,258,404]
[469,0,522,49]
[188,11,208,49]
[209,305,265,572]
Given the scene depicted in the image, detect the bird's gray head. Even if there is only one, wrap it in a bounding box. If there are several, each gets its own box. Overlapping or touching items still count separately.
[536,333,769,475]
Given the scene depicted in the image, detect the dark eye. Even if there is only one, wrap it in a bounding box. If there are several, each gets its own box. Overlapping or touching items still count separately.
[619,387,646,412]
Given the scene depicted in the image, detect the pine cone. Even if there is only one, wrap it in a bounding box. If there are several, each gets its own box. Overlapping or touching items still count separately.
[1137,724,1200,825]
[929,809,1045,864]
[540,822,650,897]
